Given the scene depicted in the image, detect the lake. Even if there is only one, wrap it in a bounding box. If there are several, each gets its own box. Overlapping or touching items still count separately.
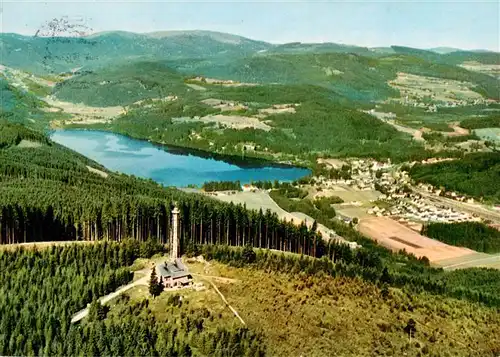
[50,130,310,187]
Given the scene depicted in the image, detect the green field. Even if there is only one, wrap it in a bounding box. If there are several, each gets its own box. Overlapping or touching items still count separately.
[475,128,500,142]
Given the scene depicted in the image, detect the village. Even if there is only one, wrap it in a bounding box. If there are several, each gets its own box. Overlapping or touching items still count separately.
[313,157,486,226]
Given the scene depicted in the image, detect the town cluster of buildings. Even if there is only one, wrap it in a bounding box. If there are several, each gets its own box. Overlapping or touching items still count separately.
[397,96,490,111]
[371,193,479,224]
[312,157,482,226]
[416,183,476,203]
[315,158,395,192]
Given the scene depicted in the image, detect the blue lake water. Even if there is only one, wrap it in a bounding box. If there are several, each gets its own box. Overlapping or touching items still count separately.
[50,130,310,187]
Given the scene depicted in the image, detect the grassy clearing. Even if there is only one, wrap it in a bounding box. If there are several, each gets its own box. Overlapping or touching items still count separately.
[121,259,500,356]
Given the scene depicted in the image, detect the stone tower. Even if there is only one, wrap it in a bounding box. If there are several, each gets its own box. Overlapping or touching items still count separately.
[171,205,180,259]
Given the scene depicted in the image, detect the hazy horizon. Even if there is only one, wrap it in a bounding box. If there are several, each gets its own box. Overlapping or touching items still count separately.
[2,0,499,51]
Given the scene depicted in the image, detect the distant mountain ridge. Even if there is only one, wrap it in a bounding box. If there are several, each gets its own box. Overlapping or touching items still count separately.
[1,30,498,75]
[0,30,271,75]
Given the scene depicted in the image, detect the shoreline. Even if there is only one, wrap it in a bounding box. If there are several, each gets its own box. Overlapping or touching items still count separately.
[51,126,313,171]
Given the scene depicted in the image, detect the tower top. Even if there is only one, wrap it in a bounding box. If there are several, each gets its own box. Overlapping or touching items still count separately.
[172,206,180,214]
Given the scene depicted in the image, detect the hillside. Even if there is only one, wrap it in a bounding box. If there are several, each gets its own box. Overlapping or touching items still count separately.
[55,62,431,162]
[53,61,189,106]
[409,152,500,203]
[0,76,54,129]
[1,30,497,78]
[43,55,499,162]
[165,52,499,101]
[0,31,271,75]
[2,30,499,168]
[3,244,499,357]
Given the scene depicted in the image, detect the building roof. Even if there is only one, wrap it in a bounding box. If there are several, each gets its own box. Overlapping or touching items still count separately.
[157,259,191,279]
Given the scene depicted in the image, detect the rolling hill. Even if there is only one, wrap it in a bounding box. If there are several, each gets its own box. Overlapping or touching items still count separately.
[53,61,189,106]
[0,31,271,75]
[1,30,498,76]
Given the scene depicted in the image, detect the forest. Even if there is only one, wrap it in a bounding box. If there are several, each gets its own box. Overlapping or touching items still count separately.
[409,152,500,202]
[0,242,265,356]
[2,123,500,305]
[460,114,500,129]
[422,222,500,253]
[0,121,322,258]
[87,92,437,164]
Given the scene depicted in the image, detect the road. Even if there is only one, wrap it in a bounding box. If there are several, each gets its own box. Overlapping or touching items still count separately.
[414,188,500,224]
[71,275,149,323]
[439,254,500,270]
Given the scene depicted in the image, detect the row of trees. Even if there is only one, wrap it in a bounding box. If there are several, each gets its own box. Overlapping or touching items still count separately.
[460,114,500,129]
[202,180,242,192]
[422,221,500,253]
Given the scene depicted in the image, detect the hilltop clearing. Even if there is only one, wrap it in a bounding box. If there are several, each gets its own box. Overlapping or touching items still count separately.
[99,253,500,357]
[388,72,487,106]
[5,243,499,357]
[172,114,272,131]
[46,96,125,126]
[460,61,500,78]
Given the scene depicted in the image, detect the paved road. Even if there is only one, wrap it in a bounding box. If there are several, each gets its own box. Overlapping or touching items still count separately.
[71,275,148,323]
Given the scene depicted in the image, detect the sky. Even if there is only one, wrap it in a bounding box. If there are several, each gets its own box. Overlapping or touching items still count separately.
[1,0,499,51]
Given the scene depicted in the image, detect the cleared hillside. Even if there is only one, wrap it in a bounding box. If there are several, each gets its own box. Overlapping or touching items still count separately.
[53,61,189,106]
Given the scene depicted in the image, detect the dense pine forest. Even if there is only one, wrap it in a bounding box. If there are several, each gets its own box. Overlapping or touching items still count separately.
[409,152,500,202]
[0,242,265,356]
[422,222,500,253]
[1,122,500,356]
[0,121,322,257]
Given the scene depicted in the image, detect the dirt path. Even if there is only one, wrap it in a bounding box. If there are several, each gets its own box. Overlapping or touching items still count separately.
[208,280,246,326]
[0,240,92,251]
[191,273,239,283]
[71,275,149,323]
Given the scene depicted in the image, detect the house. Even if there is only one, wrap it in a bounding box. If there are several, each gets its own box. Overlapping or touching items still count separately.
[157,258,193,288]
[243,143,256,151]
[242,184,258,192]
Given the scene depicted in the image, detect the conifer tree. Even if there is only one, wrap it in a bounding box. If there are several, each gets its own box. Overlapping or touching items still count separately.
[149,268,160,298]
[158,276,165,292]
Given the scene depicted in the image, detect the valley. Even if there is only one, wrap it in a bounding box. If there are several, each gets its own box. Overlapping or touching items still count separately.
[1,25,499,357]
